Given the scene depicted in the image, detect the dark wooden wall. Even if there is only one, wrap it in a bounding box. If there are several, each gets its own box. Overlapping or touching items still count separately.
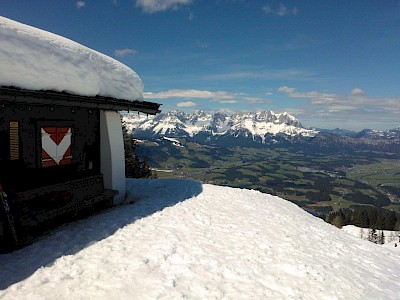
[0,102,101,192]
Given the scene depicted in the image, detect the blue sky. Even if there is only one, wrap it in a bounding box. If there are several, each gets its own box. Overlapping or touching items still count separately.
[1,0,399,130]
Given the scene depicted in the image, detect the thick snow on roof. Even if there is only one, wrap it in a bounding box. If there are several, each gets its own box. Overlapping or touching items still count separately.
[0,17,143,101]
[1,179,399,299]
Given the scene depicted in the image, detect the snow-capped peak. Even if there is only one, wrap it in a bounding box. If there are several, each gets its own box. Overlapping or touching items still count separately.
[123,110,318,140]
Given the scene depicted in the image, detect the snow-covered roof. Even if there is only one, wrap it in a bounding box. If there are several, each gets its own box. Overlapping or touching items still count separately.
[0,17,143,101]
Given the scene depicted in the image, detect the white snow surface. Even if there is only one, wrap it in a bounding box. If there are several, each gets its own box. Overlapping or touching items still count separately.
[163,136,183,147]
[0,17,143,101]
[342,225,400,250]
[1,179,400,299]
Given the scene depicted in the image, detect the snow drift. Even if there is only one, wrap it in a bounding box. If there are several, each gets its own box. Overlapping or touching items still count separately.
[1,179,399,299]
[0,16,143,101]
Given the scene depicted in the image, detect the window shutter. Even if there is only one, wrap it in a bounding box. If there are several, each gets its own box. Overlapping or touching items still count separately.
[9,121,19,161]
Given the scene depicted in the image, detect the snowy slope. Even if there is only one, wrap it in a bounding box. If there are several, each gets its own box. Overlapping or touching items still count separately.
[0,17,143,101]
[342,225,400,250]
[1,179,399,299]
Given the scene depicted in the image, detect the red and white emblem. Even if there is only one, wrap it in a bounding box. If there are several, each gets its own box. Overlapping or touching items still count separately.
[41,127,72,167]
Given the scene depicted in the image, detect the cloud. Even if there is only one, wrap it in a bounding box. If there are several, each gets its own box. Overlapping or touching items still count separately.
[263,3,297,16]
[350,88,364,95]
[114,48,138,57]
[217,99,239,104]
[242,96,271,104]
[262,5,272,14]
[194,40,209,49]
[264,35,318,52]
[135,0,192,13]
[177,101,197,107]
[144,89,238,103]
[277,86,400,127]
[277,86,296,94]
[143,89,272,105]
[76,1,86,9]
[206,68,315,81]
[276,4,289,16]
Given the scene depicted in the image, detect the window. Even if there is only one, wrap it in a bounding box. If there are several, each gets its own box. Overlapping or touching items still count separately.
[9,121,19,161]
[41,127,72,167]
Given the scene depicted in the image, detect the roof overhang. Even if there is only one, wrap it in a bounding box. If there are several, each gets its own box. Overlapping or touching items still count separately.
[0,87,161,115]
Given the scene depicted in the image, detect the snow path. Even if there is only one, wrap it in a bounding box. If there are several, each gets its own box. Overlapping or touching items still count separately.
[1,179,400,299]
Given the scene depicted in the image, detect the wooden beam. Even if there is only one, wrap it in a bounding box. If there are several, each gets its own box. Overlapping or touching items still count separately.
[0,87,161,115]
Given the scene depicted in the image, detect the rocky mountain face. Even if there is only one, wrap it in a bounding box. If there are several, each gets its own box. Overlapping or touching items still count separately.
[121,110,400,153]
[122,110,318,143]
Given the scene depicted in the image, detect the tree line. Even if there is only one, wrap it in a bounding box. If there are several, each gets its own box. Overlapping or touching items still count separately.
[122,119,156,179]
[325,206,400,231]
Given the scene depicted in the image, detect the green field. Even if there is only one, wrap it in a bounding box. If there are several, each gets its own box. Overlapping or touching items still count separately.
[347,160,400,188]
[137,139,400,217]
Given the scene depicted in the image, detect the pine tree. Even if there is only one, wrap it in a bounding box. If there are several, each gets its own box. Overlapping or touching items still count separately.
[368,229,373,242]
[394,220,400,231]
[378,231,385,245]
[331,214,344,228]
[121,116,156,179]
[327,209,347,228]
[368,228,378,244]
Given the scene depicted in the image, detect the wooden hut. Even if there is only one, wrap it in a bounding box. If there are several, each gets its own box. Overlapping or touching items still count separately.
[0,17,160,250]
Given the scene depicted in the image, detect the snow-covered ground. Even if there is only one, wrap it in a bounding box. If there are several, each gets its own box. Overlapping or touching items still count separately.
[342,225,400,250]
[0,17,143,101]
[1,179,400,299]
[163,137,184,147]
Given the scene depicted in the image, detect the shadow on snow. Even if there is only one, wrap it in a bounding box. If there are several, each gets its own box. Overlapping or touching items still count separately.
[0,178,203,290]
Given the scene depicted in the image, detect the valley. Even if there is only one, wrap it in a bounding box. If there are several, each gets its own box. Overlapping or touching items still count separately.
[137,138,400,218]
[124,110,400,229]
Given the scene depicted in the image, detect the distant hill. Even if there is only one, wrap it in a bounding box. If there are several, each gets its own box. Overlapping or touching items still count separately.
[316,128,358,137]
[355,127,400,140]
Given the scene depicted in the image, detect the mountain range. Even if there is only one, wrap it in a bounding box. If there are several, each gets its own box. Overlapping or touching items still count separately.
[123,110,316,141]
[122,110,400,145]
